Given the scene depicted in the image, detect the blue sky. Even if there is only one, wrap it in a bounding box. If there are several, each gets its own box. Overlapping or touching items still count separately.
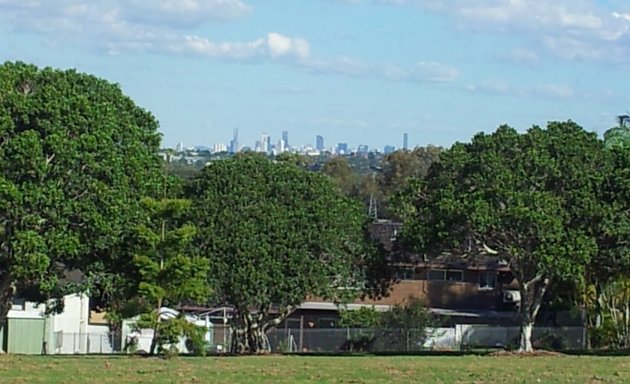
[1,0,630,150]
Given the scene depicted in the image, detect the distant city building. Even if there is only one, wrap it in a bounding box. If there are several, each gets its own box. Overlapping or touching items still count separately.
[357,144,369,154]
[229,128,239,154]
[316,135,325,151]
[175,142,184,153]
[384,145,396,154]
[277,138,286,153]
[282,131,289,149]
[212,143,227,153]
[260,133,269,153]
[403,133,409,150]
[336,142,348,155]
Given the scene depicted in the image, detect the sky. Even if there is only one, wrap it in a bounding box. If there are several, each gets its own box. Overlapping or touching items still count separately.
[1,0,630,150]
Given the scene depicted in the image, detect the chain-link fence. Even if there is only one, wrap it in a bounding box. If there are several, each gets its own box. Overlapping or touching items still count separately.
[49,325,586,354]
[266,326,585,353]
[459,325,586,350]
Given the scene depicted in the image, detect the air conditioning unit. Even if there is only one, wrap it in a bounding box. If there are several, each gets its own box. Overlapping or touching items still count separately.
[503,290,521,303]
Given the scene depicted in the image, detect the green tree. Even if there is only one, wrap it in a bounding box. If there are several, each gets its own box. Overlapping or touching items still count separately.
[378,147,442,198]
[399,122,603,352]
[580,144,630,348]
[187,155,371,354]
[376,147,442,219]
[0,62,162,323]
[603,115,630,149]
[321,156,359,196]
[131,197,211,355]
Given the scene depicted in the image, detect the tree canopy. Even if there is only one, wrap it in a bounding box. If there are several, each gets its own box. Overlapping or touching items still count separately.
[0,61,162,321]
[187,154,373,353]
[398,121,605,351]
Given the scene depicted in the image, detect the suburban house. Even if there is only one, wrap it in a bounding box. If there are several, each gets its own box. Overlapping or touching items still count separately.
[285,220,521,329]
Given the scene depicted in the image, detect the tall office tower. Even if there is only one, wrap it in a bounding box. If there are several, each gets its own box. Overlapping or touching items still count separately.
[336,142,348,155]
[266,135,272,154]
[175,142,184,152]
[229,128,239,153]
[277,138,286,153]
[282,130,289,149]
[316,135,325,151]
[260,133,269,153]
[384,145,396,154]
[403,132,409,150]
[357,144,369,154]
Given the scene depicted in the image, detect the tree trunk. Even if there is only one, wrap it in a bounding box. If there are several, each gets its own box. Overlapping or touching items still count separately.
[0,275,15,328]
[229,306,293,354]
[518,276,549,352]
[230,312,267,354]
[519,317,534,352]
[149,299,163,355]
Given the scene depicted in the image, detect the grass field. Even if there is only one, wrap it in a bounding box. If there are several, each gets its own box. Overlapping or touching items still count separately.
[0,354,629,384]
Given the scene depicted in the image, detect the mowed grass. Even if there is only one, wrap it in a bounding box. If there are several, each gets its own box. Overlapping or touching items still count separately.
[0,354,629,384]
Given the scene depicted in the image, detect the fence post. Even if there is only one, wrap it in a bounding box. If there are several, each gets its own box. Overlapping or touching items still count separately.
[406,330,410,352]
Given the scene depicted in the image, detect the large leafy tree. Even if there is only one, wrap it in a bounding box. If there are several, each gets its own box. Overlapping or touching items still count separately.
[0,62,162,322]
[399,122,604,352]
[187,154,372,354]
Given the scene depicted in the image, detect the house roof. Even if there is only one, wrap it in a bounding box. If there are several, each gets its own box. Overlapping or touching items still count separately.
[369,221,511,271]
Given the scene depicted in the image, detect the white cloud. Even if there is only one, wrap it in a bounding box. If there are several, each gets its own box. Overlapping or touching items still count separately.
[0,1,315,63]
[466,80,614,102]
[302,58,459,84]
[124,0,252,28]
[267,33,310,59]
[365,0,630,63]
[174,33,310,60]
[412,62,459,82]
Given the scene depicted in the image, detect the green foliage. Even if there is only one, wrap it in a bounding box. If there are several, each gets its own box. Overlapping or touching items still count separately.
[398,121,607,351]
[131,197,211,355]
[603,115,630,149]
[321,156,360,196]
[133,314,206,357]
[0,61,162,319]
[339,306,381,328]
[340,299,437,352]
[187,155,372,353]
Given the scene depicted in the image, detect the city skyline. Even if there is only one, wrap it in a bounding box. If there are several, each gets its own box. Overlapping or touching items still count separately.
[1,1,629,149]
[171,131,412,154]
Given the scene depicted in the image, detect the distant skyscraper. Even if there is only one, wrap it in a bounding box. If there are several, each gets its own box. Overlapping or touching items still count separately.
[357,144,369,154]
[384,145,395,154]
[277,138,286,153]
[316,135,325,151]
[175,142,184,152]
[260,133,269,153]
[336,142,348,155]
[282,130,289,149]
[403,133,409,150]
[229,128,239,153]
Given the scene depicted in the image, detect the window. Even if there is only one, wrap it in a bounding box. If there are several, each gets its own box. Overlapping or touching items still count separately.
[427,269,463,282]
[317,318,337,329]
[479,271,497,289]
[10,298,25,311]
[395,267,415,280]
[427,269,446,281]
[446,270,463,282]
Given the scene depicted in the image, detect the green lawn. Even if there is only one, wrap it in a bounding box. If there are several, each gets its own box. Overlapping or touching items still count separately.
[0,354,628,384]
